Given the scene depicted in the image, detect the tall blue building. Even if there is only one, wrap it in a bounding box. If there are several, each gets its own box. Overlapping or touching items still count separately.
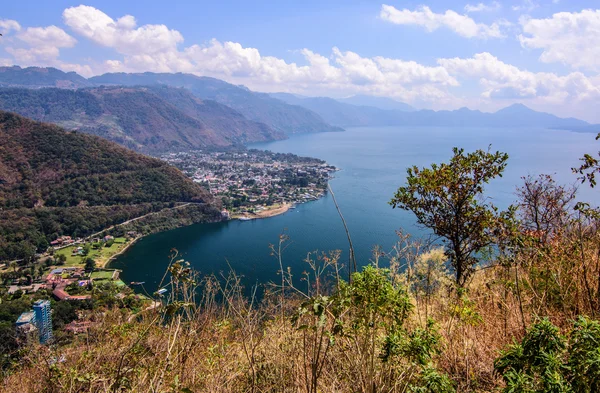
[33,299,53,344]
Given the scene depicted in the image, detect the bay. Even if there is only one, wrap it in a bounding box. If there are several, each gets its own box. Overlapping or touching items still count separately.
[110,126,598,292]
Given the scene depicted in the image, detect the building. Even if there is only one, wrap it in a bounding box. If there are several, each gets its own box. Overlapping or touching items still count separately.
[33,300,53,344]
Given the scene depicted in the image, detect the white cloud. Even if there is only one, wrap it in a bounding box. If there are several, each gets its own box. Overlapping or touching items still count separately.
[17,26,76,48]
[438,52,600,103]
[512,0,538,12]
[56,5,460,103]
[63,5,183,56]
[0,19,21,34]
[464,2,501,13]
[380,4,507,38]
[519,9,600,71]
[2,25,85,74]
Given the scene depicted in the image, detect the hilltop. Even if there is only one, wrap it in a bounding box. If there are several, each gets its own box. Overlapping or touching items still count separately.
[0,66,91,89]
[0,111,221,260]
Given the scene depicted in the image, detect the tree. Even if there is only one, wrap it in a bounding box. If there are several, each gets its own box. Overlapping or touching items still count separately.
[573,133,600,187]
[84,257,96,273]
[390,147,509,287]
[55,254,67,265]
[516,174,577,244]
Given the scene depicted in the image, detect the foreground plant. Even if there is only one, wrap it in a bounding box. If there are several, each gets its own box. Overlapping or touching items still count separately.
[495,316,600,393]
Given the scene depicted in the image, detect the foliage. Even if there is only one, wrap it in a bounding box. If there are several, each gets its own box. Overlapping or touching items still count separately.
[573,133,600,187]
[495,317,600,393]
[390,147,509,286]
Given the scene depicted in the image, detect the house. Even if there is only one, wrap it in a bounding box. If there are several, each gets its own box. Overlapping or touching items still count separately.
[103,235,114,242]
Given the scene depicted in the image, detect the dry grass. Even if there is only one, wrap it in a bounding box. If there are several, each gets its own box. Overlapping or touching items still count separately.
[2,213,600,393]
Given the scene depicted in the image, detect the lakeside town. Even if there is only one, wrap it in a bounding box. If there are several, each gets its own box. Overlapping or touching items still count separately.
[161,149,339,220]
[0,148,339,348]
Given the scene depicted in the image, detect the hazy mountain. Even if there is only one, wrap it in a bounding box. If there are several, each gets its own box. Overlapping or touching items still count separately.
[89,72,344,135]
[270,93,406,127]
[338,95,415,112]
[0,66,92,89]
[0,86,284,153]
[270,94,591,130]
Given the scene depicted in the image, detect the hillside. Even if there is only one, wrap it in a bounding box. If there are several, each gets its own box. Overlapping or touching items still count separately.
[0,111,221,260]
[0,66,91,89]
[0,86,284,153]
[89,72,344,135]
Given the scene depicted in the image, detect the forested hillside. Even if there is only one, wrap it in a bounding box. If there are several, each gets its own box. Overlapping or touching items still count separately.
[0,112,221,260]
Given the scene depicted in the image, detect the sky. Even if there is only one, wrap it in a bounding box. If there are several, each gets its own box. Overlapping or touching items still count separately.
[1,1,600,121]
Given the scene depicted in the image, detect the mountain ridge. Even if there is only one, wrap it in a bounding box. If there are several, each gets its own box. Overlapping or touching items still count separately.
[0,66,595,134]
[0,86,285,153]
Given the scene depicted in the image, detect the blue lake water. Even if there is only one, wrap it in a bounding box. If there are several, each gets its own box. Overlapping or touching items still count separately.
[110,126,598,292]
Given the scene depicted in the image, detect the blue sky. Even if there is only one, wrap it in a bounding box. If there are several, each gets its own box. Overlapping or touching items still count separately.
[1,1,600,121]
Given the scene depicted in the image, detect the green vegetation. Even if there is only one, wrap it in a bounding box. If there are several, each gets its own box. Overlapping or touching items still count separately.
[0,111,220,262]
[390,147,509,286]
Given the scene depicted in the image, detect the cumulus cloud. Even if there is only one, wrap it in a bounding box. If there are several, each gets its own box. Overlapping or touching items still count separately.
[0,19,21,34]
[380,4,507,38]
[438,52,600,103]
[63,5,183,55]
[464,2,501,13]
[519,9,600,71]
[17,25,76,48]
[1,24,89,74]
[57,5,461,103]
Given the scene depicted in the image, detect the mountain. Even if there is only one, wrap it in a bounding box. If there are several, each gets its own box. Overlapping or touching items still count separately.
[338,95,415,112]
[0,86,284,153]
[89,72,344,135]
[0,111,221,260]
[270,93,407,127]
[269,94,591,130]
[0,66,91,89]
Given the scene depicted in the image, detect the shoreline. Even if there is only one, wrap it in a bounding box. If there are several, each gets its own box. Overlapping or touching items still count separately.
[102,236,141,269]
[233,202,292,221]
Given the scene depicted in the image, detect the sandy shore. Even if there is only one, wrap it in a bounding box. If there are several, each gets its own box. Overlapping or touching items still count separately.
[236,203,292,220]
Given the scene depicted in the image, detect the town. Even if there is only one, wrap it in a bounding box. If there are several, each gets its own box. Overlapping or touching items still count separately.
[161,149,338,219]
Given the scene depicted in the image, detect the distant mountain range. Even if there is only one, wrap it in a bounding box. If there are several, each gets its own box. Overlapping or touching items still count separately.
[0,85,284,153]
[0,66,596,156]
[271,93,591,130]
[88,72,343,135]
[0,65,91,89]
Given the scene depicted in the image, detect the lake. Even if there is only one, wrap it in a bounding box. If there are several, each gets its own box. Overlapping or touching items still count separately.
[109,126,598,292]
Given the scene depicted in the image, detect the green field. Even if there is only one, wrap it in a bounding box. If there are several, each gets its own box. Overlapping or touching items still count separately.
[90,270,116,280]
[54,237,129,268]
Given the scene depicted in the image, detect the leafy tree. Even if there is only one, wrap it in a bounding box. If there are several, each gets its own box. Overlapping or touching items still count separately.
[55,254,67,265]
[390,147,509,286]
[84,257,96,273]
